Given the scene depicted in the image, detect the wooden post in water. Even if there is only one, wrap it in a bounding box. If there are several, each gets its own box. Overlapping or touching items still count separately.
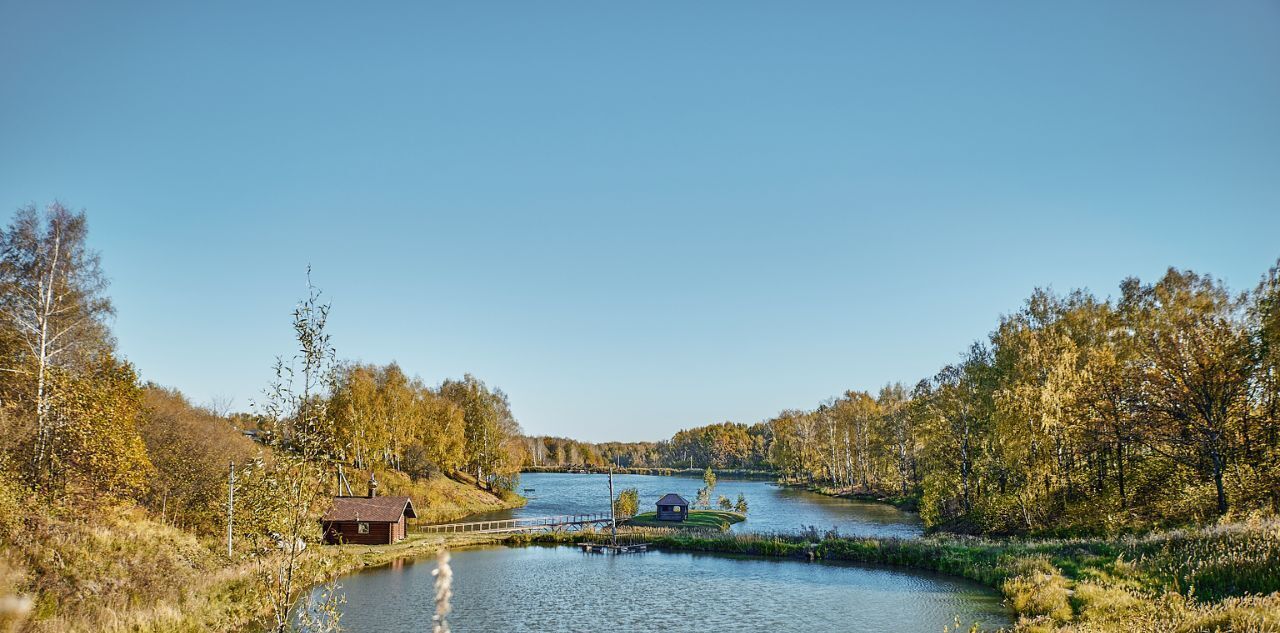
[608,465,617,546]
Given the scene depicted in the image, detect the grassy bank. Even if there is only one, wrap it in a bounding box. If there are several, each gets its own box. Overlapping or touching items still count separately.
[373,468,526,524]
[0,471,518,633]
[0,524,504,633]
[624,510,745,530]
[519,519,1280,632]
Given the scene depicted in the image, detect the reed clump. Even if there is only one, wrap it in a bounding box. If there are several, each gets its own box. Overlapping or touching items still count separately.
[431,549,452,633]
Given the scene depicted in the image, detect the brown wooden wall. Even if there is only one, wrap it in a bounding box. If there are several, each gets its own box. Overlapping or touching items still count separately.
[324,520,394,545]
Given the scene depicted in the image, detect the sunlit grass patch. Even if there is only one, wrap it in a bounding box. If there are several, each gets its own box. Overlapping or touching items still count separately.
[624,510,744,530]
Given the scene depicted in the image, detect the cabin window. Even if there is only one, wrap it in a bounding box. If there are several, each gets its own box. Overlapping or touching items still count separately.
[357,522,369,534]
[673,506,682,513]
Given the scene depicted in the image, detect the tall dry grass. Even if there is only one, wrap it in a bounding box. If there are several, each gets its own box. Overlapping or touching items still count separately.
[431,549,452,633]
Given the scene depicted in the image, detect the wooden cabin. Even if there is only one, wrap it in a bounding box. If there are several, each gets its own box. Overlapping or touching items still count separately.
[655,493,689,522]
[321,479,417,545]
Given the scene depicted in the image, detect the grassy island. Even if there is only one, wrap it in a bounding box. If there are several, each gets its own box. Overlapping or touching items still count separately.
[623,510,745,530]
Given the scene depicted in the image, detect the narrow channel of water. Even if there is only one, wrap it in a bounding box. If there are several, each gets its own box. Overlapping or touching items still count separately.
[327,546,1011,632]
[464,472,924,538]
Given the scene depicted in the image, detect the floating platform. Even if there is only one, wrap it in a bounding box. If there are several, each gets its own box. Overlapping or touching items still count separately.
[579,542,650,554]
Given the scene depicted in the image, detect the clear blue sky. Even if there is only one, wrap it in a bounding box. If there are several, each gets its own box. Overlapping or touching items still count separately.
[2,2,1278,442]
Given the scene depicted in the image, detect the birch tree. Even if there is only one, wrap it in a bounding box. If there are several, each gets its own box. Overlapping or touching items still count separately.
[878,383,914,497]
[1249,260,1280,511]
[0,203,112,489]
[439,374,521,490]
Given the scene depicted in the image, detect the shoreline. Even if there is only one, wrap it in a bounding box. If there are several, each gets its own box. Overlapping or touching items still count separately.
[778,481,921,513]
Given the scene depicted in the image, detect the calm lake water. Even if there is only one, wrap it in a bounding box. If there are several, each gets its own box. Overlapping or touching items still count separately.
[321,473,1010,632]
[465,472,925,538]
[328,546,1010,633]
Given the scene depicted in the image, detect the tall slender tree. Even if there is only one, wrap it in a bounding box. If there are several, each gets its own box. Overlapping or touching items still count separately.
[253,273,340,632]
[1250,260,1280,511]
[0,203,113,489]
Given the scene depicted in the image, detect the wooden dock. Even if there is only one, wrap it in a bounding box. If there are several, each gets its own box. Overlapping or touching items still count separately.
[418,513,615,535]
[579,541,650,554]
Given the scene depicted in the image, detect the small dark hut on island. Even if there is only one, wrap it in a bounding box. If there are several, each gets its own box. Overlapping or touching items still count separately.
[322,476,417,545]
[655,493,689,522]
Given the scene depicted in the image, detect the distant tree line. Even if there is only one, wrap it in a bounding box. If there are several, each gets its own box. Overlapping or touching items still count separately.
[521,422,775,471]
[524,263,1280,534]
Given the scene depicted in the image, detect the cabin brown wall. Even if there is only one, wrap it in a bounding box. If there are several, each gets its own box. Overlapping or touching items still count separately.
[324,521,394,545]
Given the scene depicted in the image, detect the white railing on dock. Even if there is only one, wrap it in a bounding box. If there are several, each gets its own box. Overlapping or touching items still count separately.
[418,513,618,534]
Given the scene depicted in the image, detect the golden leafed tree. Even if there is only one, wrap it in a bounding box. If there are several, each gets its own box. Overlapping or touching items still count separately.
[45,354,152,499]
[0,203,114,491]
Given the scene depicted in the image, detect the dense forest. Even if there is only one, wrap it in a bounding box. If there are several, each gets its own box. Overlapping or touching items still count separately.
[317,364,524,492]
[0,203,525,630]
[522,423,771,471]
[527,262,1280,535]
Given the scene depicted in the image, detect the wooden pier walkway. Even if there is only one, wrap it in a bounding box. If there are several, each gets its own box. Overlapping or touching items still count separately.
[579,542,649,554]
[418,513,617,535]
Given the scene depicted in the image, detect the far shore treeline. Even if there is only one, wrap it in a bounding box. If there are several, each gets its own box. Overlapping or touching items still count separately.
[525,262,1280,535]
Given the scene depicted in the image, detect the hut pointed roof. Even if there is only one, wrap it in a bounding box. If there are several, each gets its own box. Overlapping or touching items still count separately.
[656,493,689,506]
